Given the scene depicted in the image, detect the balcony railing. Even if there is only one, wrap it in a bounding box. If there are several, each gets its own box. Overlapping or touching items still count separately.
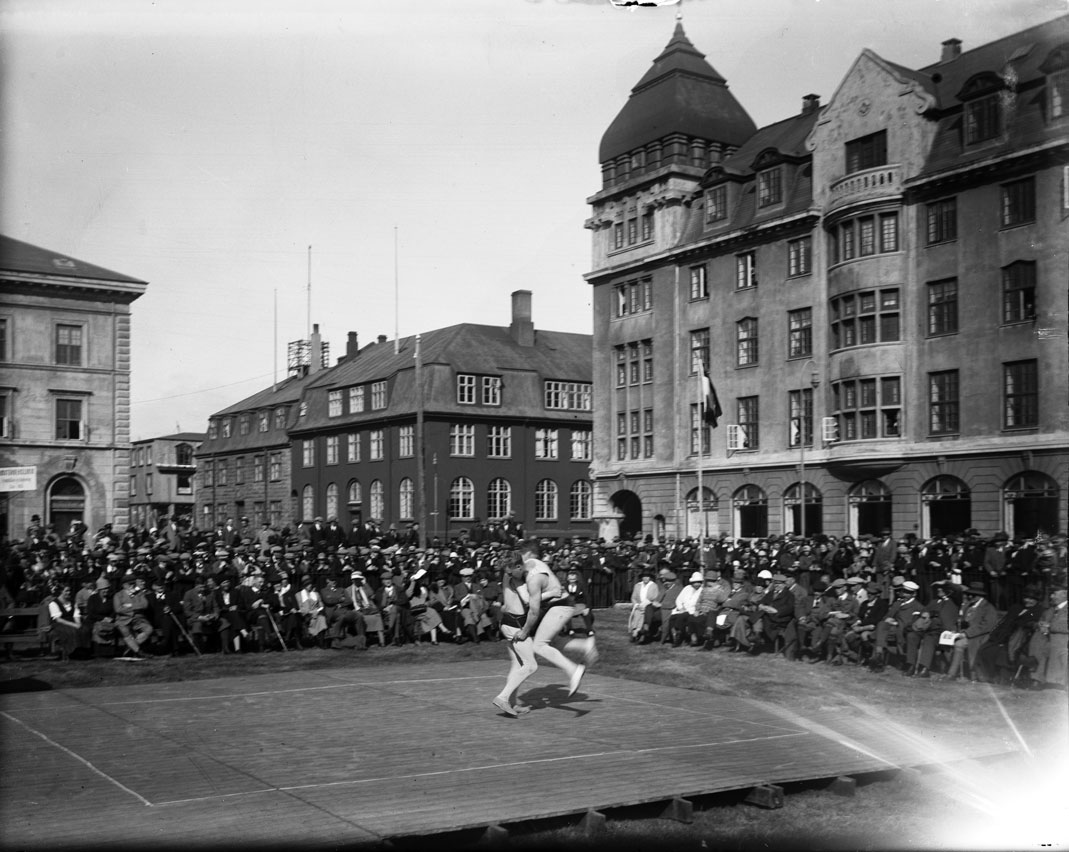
[828,164,902,212]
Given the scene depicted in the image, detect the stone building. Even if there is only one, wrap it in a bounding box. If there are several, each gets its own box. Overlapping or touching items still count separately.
[128,432,205,530]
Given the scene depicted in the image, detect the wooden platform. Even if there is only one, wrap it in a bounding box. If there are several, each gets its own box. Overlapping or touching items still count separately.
[0,660,1017,848]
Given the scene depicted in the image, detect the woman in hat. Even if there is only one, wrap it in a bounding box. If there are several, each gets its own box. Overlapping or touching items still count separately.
[627,566,661,643]
[405,569,442,645]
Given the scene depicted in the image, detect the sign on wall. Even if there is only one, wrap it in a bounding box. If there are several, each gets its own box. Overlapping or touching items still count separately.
[0,466,37,492]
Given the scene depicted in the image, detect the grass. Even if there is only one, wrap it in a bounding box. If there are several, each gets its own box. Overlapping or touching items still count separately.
[2,608,1066,851]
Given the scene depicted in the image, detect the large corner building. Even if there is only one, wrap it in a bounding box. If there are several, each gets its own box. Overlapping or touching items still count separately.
[586,17,1069,542]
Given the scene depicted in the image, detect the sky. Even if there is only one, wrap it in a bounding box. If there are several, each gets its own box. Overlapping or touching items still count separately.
[2,0,1064,440]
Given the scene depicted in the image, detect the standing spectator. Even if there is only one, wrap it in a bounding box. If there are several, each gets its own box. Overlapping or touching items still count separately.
[1031,584,1067,689]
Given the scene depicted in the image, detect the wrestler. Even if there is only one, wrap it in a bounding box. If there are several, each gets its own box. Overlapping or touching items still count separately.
[491,550,537,717]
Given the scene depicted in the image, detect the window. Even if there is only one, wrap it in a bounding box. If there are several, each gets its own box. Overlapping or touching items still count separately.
[269,501,282,527]
[830,212,898,263]
[203,461,214,488]
[535,479,558,521]
[965,94,1000,144]
[858,216,877,256]
[757,167,782,207]
[642,340,653,383]
[457,374,476,405]
[327,390,342,417]
[326,435,339,465]
[627,217,638,245]
[369,429,384,460]
[0,317,7,361]
[689,404,711,455]
[253,455,265,483]
[398,478,414,520]
[787,237,811,276]
[398,425,414,457]
[535,428,559,460]
[544,381,592,411]
[302,485,313,521]
[615,346,627,387]
[690,328,709,374]
[55,398,83,440]
[348,481,362,506]
[613,222,624,250]
[176,444,193,465]
[1051,68,1069,119]
[929,370,960,435]
[880,213,899,253]
[641,210,654,241]
[830,289,899,349]
[145,473,153,495]
[642,409,653,458]
[707,185,728,222]
[449,424,475,457]
[487,478,511,519]
[269,452,281,481]
[129,475,136,497]
[449,477,474,520]
[347,433,360,463]
[482,376,501,406]
[177,473,192,495]
[833,376,901,440]
[689,265,708,300]
[55,324,83,366]
[1001,177,1035,227]
[274,407,286,429]
[736,252,757,289]
[216,461,227,486]
[571,430,592,461]
[302,440,315,468]
[845,130,887,173]
[570,481,592,520]
[788,388,813,447]
[326,483,339,520]
[1004,360,1038,428]
[1002,261,1037,323]
[235,456,245,484]
[239,414,250,436]
[927,279,958,336]
[257,411,268,433]
[299,401,308,418]
[614,278,653,317]
[737,396,759,449]
[348,386,364,414]
[369,480,384,520]
[487,425,512,458]
[736,318,758,366]
[208,420,218,440]
[222,418,232,438]
[371,381,387,410]
[926,198,957,244]
[788,308,812,358]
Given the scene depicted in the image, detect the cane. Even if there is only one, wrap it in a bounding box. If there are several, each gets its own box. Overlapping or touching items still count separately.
[168,610,202,657]
[265,607,288,652]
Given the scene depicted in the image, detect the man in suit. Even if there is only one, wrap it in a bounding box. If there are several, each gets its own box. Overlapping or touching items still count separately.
[872,528,897,576]
[869,580,925,672]
[945,581,1000,680]
[655,568,682,643]
[843,580,889,664]
[1032,584,1067,688]
[753,573,796,654]
[904,580,960,678]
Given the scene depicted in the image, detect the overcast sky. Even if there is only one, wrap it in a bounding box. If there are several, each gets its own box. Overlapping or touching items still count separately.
[2,0,1062,440]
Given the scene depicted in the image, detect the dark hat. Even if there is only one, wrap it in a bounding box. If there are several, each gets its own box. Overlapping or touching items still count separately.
[964,582,988,597]
[993,531,1009,542]
[771,573,787,583]
[1022,585,1043,600]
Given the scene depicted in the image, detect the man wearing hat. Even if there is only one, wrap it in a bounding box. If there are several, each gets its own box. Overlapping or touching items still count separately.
[453,567,487,644]
[752,574,795,655]
[945,582,1000,680]
[84,575,119,653]
[902,581,959,678]
[868,580,924,672]
[1032,584,1067,688]
[654,568,682,643]
[974,586,1044,684]
[114,573,153,658]
[844,581,890,664]
[693,568,732,650]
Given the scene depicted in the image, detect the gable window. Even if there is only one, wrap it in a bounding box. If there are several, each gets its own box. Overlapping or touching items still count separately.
[370,381,387,410]
[736,252,757,290]
[1001,177,1035,227]
[927,278,958,336]
[707,185,728,222]
[787,237,811,276]
[258,411,269,432]
[757,167,782,207]
[926,198,957,244]
[274,407,286,429]
[208,420,218,440]
[328,390,342,417]
[457,374,476,405]
[689,265,708,300]
[788,308,812,358]
[239,414,250,436]
[965,94,1000,144]
[1002,261,1037,323]
[544,381,592,411]
[55,324,83,366]
[845,130,887,174]
[736,318,758,366]
[222,418,232,438]
[482,376,501,406]
[348,386,364,413]
[1051,67,1069,119]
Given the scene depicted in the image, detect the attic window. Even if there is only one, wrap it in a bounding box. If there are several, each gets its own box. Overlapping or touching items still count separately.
[1049,67,1069,119]
[707,185,728,222]
[757,167,782,208]
[964,94,1000,144]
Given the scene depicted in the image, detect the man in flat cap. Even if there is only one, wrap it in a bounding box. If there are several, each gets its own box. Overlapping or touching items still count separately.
[114,573,153,658]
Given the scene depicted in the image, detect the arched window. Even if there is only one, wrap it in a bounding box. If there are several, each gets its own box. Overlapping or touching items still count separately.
[784,482,823,536]
[487,477,511,520]
[535,479,558,521]
[449,477,474,521]
[848,479,892,537]
[1003,472,1059,538]
[732,485,768,538]
[570,480,592,520]
[175,443,194,465]
[921,475,971,537]
[398,477,415,520]
[347,480,362,506]
[325,483,339,521]
[684,486,717,539]
[302,484,313,522]
[369,480,384,521]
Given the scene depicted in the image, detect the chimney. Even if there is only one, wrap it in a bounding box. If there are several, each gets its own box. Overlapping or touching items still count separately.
[377,334,388,345]
[802,93,820,115]
[510,290,535,347]
[941,38,961,63]
[309,323,322,374]
[346,331,359,359]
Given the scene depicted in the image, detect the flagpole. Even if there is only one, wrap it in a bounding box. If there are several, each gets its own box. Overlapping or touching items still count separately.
[696,363,704,569]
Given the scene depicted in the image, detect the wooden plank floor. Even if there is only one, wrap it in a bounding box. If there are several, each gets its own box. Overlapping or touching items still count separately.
[0,660,1015,847]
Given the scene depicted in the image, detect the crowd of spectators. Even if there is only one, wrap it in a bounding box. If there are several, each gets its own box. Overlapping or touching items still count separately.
[1,513,1065,691]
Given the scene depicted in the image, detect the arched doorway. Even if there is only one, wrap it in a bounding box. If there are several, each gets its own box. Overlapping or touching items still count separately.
[609,490,642,541]
[921,475,971,537]
[784,482,823,536]
[685,487,717,539]
[849,479,891,538]
[1003,472,1059,537]
[48,476,86,536]
[733,485,768,539]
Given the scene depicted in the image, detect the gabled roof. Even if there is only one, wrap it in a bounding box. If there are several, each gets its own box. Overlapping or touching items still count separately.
[214,372,319,416]
[134,432,206,443]
[0,234,146,285]
[599,22,756,163]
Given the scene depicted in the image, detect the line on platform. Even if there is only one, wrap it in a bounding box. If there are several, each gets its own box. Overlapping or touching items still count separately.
[579,688,805,734]
[0,710,152,807]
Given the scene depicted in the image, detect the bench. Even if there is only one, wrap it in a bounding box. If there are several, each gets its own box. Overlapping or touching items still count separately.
[0,606,52,657]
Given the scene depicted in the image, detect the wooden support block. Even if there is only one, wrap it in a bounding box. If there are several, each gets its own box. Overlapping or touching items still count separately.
[480,824,509,846]
[828,776,856,797]
[578,809,606,838]
[659,796,694,823]
[743,784,784,810]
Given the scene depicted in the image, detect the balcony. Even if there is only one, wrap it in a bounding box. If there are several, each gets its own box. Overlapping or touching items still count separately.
[828,165,902,212]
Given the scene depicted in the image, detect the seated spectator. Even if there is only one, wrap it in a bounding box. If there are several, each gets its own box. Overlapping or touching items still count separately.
[813,578,861,665]
[429,576,460,639]
[974,586,1043,685]
[181,576,218,653]
[904,580,959,679]
[694,568,731,650]
[273,574,302,649]
[628,567,661,643]
[945,581,1000,681]
[380,570,414,646]
[655,569,682,644]
[728,574,770,651]
[1030,584,1067,689]
[868,581,924,673]
[215,577,247,653]
[667,571,704,646]
[406,569,442,645]
[114,573,153,659]
[297,575,328,646]
[47,585,90,661]
[751,573,795,655]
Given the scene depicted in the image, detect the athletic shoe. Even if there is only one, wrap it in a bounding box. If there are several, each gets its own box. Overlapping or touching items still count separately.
[491,697,518,717]
[514,703,532,715]
[568,663,586,697]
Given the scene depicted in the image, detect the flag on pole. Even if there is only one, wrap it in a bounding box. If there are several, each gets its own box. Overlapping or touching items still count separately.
[700,364,722,428]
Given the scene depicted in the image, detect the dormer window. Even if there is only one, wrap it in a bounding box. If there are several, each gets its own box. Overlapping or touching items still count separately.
[1041,45,1069,119]
[845,131,887,174]
[707,185,728,222]
[958,72,1005,145]
[757,167,782,207]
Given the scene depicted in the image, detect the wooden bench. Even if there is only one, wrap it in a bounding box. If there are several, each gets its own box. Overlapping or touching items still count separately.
[0,606,51,657]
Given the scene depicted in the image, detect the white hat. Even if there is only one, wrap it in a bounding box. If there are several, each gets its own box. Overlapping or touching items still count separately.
[412,568,427,581]
[757,569,773,580]
[902,580,919,592]
[689,571,704,583]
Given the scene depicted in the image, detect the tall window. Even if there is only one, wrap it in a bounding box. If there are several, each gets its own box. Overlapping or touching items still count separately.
[347,433,361,463]
[258,411,269,432]
[641,210,654,241]
[398,478,414,520]
[253,455,265,483]
[487,425,512,458]
[328,390,342,417]
[55,398,83,440]
[788,388,813,447]
[736,252,757,289]
[448,477,474,520]
[964,94,1000,144]
[707,185,728,222]
[348,481,362,507]
[736,318,758,366]
[326,435,339,465]
[274,407,287,429]
[833,376,901,440]
[216,460,228,486]
[571,429,592,461]
[398,425,414,457]
[369,429,384,460]
[0,317,7,361]
[926,198,957,244]
[927,279,958,335]
[1002,261,1037,323]
[302,439,315,467]
[830,212,898,263]
[689,404,711,455]
[482,376,501,406]
[570,480,592,520]
[487,478,511,519]
[129,475,136,497]
[535,479,558,521]
[831,289,900,349]
[1004,360,1038,428]
[929,370,960,435]
[737,396,759,449]
[788,308,812,358]
[690,265,708,300]
[326,483,339,520]
[1051,68,1069,118]
[369,480,384,520]
[235,456,245,484]
[1001,177,1035,227]
[222,419,232,438]
[845,130,887,173]
[238,414,250,436]
[302,485,313,521]
[348,386,364,413]
[642,408,654,458]
[534,428,559,460]
[55,324,83,366]
[757,167,782,207]
[176,443,193,465]
[209,420,218,439]
[457,374,476,404]
[371,381,387,410]
[690,328,710,374]
[788,237,811,276]
[449,424,475,456]
[269,452,281,481]
[613,222,624,250]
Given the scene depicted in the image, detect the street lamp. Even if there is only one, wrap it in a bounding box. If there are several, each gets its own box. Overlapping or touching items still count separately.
[796,359,820,539]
